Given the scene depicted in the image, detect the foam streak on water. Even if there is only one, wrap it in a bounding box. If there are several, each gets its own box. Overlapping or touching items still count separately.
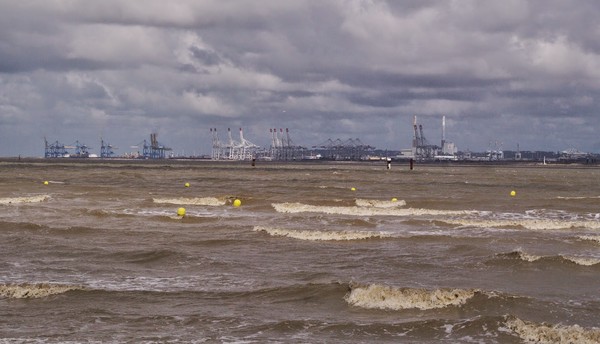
[253,226,392,241]
[152,197,225,206]
[354,198,407,208]
[443,218,600,230]
[0,283,83,298]
[0,195,50,205]
[272,202,474,217]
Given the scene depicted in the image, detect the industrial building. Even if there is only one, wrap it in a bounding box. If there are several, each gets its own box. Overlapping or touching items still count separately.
[209,127,375,161]
[409,115,457,160]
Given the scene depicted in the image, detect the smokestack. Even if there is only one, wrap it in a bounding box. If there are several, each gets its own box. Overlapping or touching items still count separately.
[441,115,446,147]
[412,115,418,148]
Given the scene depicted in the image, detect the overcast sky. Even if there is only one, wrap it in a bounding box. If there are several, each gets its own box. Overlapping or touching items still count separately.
[1,0,599,157]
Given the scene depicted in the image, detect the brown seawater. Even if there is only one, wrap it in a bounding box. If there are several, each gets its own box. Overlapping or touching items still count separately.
[1,160,600,343]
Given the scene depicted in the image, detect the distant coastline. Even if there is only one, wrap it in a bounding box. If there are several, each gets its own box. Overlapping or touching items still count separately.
[1,156,598,168]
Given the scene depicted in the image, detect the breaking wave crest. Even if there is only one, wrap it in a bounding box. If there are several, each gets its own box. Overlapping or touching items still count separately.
[355,198,406,208]
[561,256,600,266]
[499,250,600,266]
[345,283,480,310]
[0,195,50,205]
[499,250,543,262]
[253,226,392,241]
[153,197,225,206]
[579,235,600,244]
[272,202,473,217]
[0,283,85,298]
[505,316,600,344]
[443,218,600,231]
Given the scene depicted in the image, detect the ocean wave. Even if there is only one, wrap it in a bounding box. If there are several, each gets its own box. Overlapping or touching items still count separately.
[253,226,392,241]
[579,235,600,244]
[111,248,182,264]
[345,283,480,310]
[272,202,474,217]
[355,198,407,208]
[0,283,84,298]
[498,250,543,262]
[152,197,225,206]
[505,316,600,344]
[560,256,600,266]
[442,218,600,231]
[498,250,600,266]
[0,195,50,205]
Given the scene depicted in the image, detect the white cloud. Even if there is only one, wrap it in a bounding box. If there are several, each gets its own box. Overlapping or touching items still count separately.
[66,24,170,66]
[182,90,237,117]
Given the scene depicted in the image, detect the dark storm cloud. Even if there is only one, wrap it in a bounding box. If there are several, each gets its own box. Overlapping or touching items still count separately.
[1,0,600,156]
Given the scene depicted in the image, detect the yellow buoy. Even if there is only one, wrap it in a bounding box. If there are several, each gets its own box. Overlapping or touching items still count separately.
[43,181,49,185]
[351,187,356,191]
[510,190,516,197]
[177,207,186,217]
[391,197,398,202]
[233,199,242,207]
[184,182,190,187]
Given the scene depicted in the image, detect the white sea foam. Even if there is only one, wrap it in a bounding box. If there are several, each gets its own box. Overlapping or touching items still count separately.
[0,283,83,298]
[272,202,473,217]
[560,256,600,266]
[345,284,479,310]
[355,198,407,208]
[153,197,225,206]
[123,208,174,217]
[122,208,216,218]
[503,250,600,266]
[511,250,543,262]
[505,317,600,344]
[253,226,391,241]
[443,218,600,231]
[0,195,50,205]
[556,196,600,200]
[579,235,600,244]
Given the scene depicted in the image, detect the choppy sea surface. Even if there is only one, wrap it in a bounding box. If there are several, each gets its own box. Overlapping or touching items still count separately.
[1,160,600,343]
